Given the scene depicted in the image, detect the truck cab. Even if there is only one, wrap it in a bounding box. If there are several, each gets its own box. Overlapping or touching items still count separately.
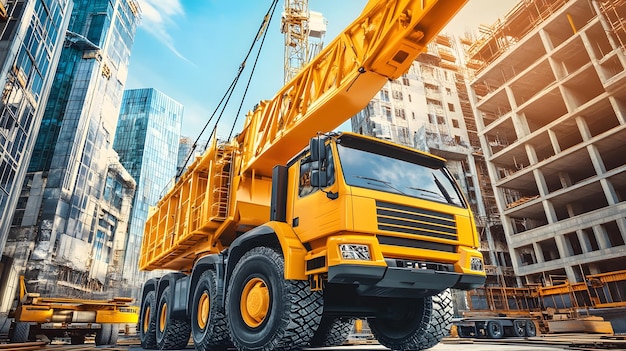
[277,132,484,303]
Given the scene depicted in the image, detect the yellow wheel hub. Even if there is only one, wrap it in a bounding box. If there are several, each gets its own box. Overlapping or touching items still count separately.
[240,277,270,328]
[143,306,151,331]
[197,292,210,329]
[159,303,167,332]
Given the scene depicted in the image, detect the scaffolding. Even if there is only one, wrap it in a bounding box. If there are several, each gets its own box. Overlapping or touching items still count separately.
[466,0,569,73]
[599,0,626,50]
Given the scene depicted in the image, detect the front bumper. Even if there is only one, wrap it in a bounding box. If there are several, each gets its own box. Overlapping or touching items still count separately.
[328,264,485,298]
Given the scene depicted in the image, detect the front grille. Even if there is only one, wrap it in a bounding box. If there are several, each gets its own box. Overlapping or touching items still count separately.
[376,201,457,241]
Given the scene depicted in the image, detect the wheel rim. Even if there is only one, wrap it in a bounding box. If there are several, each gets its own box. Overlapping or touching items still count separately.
[143,306,151,332]
[514,321,524,336]
[198,292,210,329]
[240,277,270,328]
[490,323,501,337]
[159,302,167,332]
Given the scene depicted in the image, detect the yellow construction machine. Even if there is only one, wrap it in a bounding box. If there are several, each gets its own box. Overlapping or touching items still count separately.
[8,276,138,345]
[137,0,485,350]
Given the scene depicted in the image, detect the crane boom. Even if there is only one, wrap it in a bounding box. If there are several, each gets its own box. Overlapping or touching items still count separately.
[239,0,466,175]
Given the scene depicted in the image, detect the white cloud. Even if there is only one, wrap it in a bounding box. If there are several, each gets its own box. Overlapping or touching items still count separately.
[136,0,194,64]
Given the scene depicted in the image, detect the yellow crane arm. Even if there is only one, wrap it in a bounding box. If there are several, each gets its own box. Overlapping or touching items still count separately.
[238,0,466,175]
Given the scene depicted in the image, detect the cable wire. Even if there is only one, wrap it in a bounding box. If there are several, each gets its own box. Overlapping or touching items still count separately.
[177,0,280,178]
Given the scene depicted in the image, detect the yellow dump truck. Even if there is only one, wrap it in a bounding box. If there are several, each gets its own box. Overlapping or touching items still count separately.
[137,1,486,350]
[9,276,138,345]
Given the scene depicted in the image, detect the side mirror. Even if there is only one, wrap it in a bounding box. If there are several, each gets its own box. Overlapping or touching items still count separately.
[310,166,327,187]
[310,135,327,162]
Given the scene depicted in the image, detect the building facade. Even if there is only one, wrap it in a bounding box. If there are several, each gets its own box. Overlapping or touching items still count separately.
[113,88,183,298]
[0,0,73,292]
[1,0,140,307]
[467,0,626,284]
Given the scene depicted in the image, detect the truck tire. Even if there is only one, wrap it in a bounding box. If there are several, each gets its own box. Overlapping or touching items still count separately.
[156,286,191,350]
[369,288,453,350]
[225,246,323,351]
[96,324,112,345]
[96,324,119,345]
[512,320,525,337]
[109,324,119,345]
[10,322,31,343]
[525,320,537,337]
[139,290,157,349]
[486,320,503,339]
[192,270,231,350]
[309,317,354,347]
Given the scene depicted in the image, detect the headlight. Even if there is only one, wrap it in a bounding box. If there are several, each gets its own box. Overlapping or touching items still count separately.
[470,257,484,272]
[339,244,371,260]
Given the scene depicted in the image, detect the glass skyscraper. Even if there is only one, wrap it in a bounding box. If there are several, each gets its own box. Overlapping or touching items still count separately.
[0,0,72,312]
[3,0,140,303]
[114,88,183,297]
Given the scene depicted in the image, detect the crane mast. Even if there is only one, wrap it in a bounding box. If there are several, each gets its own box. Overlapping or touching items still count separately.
[281,0,309,83]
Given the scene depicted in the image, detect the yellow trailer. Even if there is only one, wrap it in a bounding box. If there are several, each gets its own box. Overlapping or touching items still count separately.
[9,276,138,345]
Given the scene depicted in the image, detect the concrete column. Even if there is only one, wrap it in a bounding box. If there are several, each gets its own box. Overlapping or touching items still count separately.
[617,217,626,246]
[534,169,549,196]
[559,172,573,189]
[554,234,571,259]
[533,242,545,263]
[576,116,592,141]
[608,96,626,125]
[587,144,606,175]
[593,225,612,250]
[600,178,620,205]
[526,144,538,165]
[539,29,554,53]
[576,229,593,253]
[511,112,531,139]
[543,200,558,224]
[565,265,578,283]
[548,129,562,154]
[561,233,575,257]
[588,263,601,275]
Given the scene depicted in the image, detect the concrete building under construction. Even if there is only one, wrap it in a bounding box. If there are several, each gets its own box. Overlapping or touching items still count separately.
[466,0,626,285]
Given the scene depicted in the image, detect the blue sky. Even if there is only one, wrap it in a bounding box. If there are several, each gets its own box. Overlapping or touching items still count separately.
[126,0,519,140]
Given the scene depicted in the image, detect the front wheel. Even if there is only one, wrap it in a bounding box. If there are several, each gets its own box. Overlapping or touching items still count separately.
[225,246,323,351]
[309,317,355,347]
[369,289,453,351]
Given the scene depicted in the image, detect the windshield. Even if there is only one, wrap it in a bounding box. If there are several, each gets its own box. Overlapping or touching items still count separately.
[336,143,465,207]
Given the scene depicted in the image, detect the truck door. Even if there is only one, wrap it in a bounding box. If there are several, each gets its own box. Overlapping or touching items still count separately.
[290,144,343,243]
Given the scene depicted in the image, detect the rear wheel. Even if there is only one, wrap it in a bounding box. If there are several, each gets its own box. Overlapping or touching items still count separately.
[512,320,525,337]
[225,246,323,351]
[156,286,191,350]
[525,320,537,337]
[95,324,111,346]
[309,317,355,347]
[369,289,453,350]
[192,270,230,350]
[486,320,503,339]
[139,290,157,349]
